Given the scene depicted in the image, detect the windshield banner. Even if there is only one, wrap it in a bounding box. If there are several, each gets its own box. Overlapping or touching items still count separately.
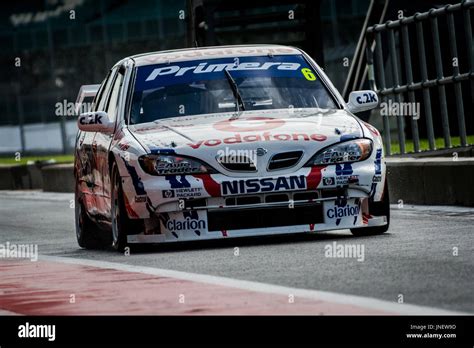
[134,55,314,92]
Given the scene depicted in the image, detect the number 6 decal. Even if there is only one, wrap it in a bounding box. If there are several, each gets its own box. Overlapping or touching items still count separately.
[301,68,316,81]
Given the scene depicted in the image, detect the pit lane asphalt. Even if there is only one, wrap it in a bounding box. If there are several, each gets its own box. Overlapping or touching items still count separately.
[0,190,472,313]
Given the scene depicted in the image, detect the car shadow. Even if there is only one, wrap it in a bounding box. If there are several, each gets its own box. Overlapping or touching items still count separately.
[126,230,392,254]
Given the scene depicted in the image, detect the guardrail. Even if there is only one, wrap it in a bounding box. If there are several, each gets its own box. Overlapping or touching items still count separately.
[365,1,474,155]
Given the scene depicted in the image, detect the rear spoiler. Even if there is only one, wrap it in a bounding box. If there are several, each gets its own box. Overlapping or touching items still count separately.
[75,84,100,114]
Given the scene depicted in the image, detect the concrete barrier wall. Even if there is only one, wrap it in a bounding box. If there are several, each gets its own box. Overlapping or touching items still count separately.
[387,158,474,206]
[41,164,74,193]
[0,163,44,190]
[0,158,473,206]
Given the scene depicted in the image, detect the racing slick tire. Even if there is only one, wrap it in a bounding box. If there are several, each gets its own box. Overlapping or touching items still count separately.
[350,179,390,236]
[110,161,133,252]
[75,183,106,249]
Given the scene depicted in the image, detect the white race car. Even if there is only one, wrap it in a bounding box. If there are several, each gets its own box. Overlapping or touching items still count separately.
[74,44,389,251]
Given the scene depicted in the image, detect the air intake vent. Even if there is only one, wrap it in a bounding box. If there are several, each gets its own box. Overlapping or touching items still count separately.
[217,155,257,172]
[268,151,303,170]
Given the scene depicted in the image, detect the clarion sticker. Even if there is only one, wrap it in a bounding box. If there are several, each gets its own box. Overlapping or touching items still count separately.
[326,204,360,219]
[221,175,306,195]
[166,218,206,231]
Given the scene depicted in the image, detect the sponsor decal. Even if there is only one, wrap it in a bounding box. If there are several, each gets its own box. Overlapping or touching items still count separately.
[161,211,207,237]
[335,163,353,176]
[162,190,175,198]
[162,187,203,199]
[134,195,147,203]
[145,61,300,82]
[135,55,309,91]
[372,175,382,183]
[355,92,377,104]
[140,47,297,64]
[335,174,359,186]
[326,204,360,220]
[326,198,360,226]
[213,117,285,132]
[323,177,335,186]
[370,148,383,198]
[323,175,359,186]
[157,161,202,175]
[374,148,382,175]
[187,132,327,149]
[79,114,103,125]
[165,175,190,188]
[122,159,147,196]
[166,217,206,231]
[221,175,306,195]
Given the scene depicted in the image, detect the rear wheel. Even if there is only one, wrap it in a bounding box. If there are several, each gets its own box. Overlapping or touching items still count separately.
[351,180,390,236]
[75,183,104,249]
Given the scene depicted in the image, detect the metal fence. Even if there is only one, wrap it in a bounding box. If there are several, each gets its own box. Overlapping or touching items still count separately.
[365,0,474,155]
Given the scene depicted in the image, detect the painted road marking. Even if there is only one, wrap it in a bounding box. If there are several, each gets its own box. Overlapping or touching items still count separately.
[0,255,465,315]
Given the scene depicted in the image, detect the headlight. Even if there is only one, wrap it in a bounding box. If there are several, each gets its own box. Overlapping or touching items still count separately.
[139,155,215,175]
[306,139,373,165]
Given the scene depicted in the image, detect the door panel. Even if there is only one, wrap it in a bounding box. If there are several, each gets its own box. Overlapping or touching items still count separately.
[79,67,117,217]
[94,69,125,218]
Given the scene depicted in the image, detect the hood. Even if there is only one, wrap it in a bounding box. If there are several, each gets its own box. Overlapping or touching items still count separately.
[129,108,364,176]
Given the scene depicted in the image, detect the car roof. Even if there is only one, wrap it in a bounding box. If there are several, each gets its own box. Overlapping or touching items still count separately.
[129,44,303,67]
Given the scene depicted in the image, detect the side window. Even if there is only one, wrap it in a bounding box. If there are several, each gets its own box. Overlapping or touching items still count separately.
[95,67,117,112]
[91,77,107,112]
[104,70,124,122]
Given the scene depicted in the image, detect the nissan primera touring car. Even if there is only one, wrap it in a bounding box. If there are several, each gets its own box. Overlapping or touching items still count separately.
[74,45,389,251]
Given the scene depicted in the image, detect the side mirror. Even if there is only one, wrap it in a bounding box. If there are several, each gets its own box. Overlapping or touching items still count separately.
[77,111,114,134]
[347,90,379,114]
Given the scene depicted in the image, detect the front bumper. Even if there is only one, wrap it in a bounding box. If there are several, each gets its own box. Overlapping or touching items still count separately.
[120,156,387,243]
[127,195,387,244]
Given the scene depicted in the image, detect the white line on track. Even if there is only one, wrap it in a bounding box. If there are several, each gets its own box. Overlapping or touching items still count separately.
[0,190,72,202]
[390,204,474,214]
[40,254,468,316]
[0,309,22,315]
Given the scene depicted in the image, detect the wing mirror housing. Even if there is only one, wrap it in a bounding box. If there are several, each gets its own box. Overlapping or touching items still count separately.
[77,111,114,134]
[347,90,379,114]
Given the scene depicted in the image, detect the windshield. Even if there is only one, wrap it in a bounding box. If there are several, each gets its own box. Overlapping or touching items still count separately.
[130,54,339,124]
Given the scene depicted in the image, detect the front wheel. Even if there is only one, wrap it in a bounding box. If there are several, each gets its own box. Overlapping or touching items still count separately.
[351,180,390,236]
[110,162,130,251]
[75,183,105,249]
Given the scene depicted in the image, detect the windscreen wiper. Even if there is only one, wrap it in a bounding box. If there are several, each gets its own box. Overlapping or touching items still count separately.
[223,68,245,112]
